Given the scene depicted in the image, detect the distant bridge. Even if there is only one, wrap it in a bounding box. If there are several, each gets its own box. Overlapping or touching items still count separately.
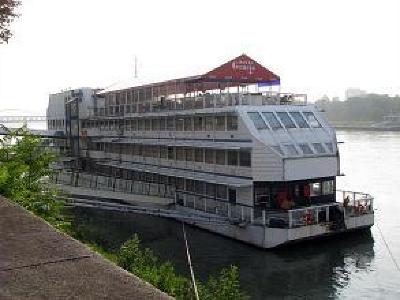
[0,116,46,123]
[0,127,65,138]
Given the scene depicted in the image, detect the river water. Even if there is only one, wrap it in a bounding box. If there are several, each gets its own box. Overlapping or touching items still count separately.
[68,130,400,299]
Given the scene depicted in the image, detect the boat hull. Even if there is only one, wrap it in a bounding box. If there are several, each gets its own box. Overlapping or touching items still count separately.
[182,212,374,249]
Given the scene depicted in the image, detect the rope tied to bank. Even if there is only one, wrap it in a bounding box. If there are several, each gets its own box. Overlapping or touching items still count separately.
[376,222,400,273]
[182,223,200,300]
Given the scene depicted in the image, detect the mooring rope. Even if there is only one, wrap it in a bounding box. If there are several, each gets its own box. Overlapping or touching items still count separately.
[182,223,200,300]
[376,222,400,273]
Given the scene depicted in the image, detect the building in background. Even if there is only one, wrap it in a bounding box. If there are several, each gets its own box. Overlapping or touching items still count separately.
[345,88,366,100]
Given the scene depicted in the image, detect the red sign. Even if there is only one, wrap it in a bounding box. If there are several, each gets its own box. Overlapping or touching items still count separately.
[205,54,279,83]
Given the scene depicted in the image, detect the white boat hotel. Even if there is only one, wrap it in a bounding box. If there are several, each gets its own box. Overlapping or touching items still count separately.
[47,54,374,248]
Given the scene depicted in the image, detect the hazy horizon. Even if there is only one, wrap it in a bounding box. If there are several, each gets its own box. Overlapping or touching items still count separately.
[0,0,399,115]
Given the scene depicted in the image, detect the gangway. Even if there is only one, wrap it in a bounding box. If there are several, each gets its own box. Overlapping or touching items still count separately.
[63,196,230,225]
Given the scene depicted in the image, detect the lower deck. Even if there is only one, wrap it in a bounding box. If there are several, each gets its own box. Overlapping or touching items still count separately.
[52,170,374,248]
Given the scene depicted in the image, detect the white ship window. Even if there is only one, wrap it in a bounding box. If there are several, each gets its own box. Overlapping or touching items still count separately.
[312,143,326,154]
[195,181,205,194]
[262,112,282,129]
[138,119,144,131]
[160,146,168,159]
[159,118,166,131]
[310,182,321,196]
[284,144,299,155]
[176,117,184,131]
[167,117,175,131]
[303,112,322,128]
[248,112,268,130]
[227,150,238,166]
[215,116,226,131]
[184,117,193,131]
[186,179,195,192]
[195,148,204,162]
[276,112,296,129]
[299,143,313,155]
[194,117,204,131]
[239,151,251,167]
[132,119,138,131]
[216,150,226,165]
[227,115,238,131]
[322,180,334,195]
[205,149,215,164]
[168,147,175,160]
[205,116,214,131]
[206,183,216,197]
[186,148,194,161]
[145,119,151,131]
[325,142,334,153]
[216,185,227,200]
[152,119,160,131]
[272,145,284,155]
[176,147,185,161]
[289,112,309,128]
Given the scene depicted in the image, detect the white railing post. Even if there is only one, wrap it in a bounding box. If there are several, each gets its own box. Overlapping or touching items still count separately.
[262,210,266,226]
[250,208,254,224]
[315,207,319,224]
[241,206,244,221]
[228,203,231,219]
[193,196,196,209]
[204,197,207,212]
[288,210,292,228]
[326,206,330,222]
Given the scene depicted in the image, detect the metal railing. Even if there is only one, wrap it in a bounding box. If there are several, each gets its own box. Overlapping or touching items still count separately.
[336,190,374,217]
[88,92,308,117]
[175,190,255,224]
[52,171,373,229]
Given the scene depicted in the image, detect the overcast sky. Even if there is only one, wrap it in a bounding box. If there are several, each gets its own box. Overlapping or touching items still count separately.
[0,0,399,114]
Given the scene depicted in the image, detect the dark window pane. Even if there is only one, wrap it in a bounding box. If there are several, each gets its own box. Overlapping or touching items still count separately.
[312,143,326,154]
[227,115,238,131]
[248,112,268,130]
[227,150,238,165]
[262,112,282,129]
[215,150,225,165]
[289,112,309,128]
[195,148,203,162]
[299,143,313,155]
[276,112,296,128]
[303,112,322,128]
[239,151,251,167]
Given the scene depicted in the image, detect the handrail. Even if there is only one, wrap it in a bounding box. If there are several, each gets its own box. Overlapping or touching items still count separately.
[87,92,308,117]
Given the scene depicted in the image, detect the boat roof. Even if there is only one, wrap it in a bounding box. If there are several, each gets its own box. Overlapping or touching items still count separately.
[98,54,280,95]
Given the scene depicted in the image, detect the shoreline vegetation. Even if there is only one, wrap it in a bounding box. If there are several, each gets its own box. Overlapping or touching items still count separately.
[316,94,400,128]
[0,126,248,300]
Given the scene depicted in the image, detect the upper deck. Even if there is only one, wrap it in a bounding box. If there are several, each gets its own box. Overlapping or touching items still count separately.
[88,54,307,118]
[91,91,308,118]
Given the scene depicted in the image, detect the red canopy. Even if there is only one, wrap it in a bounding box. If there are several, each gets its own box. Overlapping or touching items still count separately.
[103,54,280,95]
[204,54,280,84]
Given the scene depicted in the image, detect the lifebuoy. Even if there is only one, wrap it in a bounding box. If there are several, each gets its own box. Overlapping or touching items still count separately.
[302,211,313,225]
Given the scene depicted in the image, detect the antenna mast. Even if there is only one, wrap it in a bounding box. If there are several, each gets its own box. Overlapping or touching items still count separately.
[134,56,138,78]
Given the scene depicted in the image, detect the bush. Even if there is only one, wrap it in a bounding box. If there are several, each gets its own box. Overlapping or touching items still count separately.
[0,126,66,227]
[117,234,248,300]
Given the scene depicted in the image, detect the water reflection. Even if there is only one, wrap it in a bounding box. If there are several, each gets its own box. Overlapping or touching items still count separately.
[72,207,374,299]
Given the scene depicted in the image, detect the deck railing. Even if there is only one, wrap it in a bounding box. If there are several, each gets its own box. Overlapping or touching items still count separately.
[52,171,373,228]
[89,92,307,118]
[336,190,374,217]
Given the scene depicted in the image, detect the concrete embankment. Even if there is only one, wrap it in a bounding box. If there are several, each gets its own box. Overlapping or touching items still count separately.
[0,196,171,299]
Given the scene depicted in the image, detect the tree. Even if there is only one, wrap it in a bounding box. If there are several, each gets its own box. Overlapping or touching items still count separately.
[0,126,63,224]
[0,0,20,43]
